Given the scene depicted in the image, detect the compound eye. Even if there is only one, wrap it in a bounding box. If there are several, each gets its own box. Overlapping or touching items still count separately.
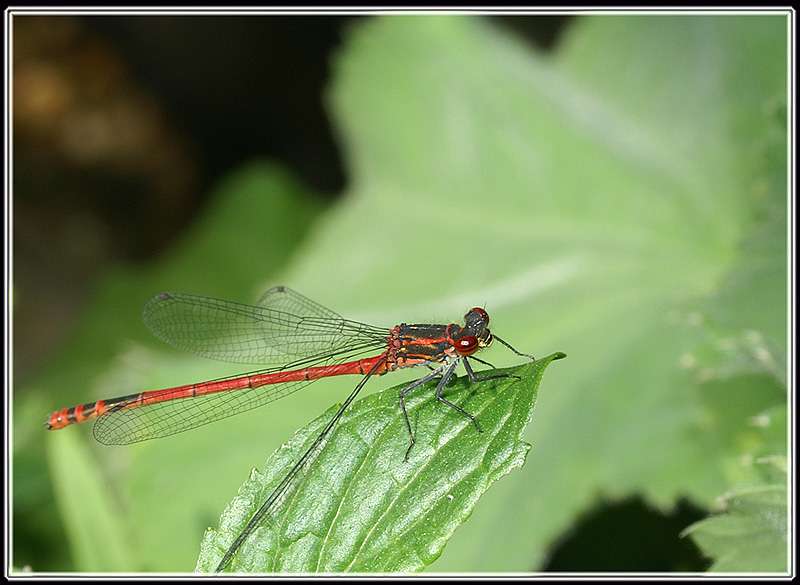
[468,307,489,324]
[454,335,479,356]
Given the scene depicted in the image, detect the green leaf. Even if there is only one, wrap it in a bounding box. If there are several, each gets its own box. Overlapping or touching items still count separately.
[682,479,788,573]
[682,390,788,570]
[45,430,132,571]
[196,353,566,572]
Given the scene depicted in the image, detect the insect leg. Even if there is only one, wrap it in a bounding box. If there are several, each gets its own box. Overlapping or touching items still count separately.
[399,364,448,461]
[463,357,520,383]
[435,360,482,433]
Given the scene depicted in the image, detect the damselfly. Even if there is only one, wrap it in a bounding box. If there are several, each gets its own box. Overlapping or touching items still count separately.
[46,286,534,571]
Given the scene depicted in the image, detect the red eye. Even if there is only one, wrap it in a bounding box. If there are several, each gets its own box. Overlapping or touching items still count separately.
[454,335,479,356]
[470,307,489,324]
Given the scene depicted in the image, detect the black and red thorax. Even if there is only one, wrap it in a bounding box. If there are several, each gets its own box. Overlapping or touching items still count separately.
[387,306,493,369]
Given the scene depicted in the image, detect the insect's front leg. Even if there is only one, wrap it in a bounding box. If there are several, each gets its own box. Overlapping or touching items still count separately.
[462,357,521,384]
[468,355,497,370]
[435,360,481,433]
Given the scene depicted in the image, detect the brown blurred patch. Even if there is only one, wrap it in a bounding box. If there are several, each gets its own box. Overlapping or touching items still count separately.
[13,15,199,381]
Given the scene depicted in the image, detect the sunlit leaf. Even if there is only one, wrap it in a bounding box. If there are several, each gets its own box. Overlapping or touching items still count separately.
[197,354,565,572]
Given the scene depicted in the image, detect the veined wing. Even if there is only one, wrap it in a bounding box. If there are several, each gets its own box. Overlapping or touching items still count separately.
[142,286,389,365]
[92,349,388,445]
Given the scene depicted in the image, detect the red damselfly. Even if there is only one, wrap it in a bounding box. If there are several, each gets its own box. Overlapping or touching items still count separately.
[46,286,534,572]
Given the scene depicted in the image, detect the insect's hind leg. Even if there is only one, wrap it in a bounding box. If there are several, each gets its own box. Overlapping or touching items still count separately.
[399,365,448,462]
[435,360,482,433]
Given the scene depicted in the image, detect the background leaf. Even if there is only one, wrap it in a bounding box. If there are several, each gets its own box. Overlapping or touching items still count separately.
[683,478,788,572]
[17,14,788,573]
[197,354,565,572]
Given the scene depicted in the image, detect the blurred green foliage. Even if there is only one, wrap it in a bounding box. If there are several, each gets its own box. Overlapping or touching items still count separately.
[13,14,787,573]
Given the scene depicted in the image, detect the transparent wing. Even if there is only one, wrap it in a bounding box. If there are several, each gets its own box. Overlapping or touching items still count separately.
[93,346,387,445]
[142,286,389,365]
[257,285,342,319]
[94,379,317,445]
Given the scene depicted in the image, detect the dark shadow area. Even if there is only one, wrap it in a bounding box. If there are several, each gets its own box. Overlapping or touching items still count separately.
[493,15,575,50]
[541,495,713,572]
[81,15,575,202]
[82,15,359,198]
